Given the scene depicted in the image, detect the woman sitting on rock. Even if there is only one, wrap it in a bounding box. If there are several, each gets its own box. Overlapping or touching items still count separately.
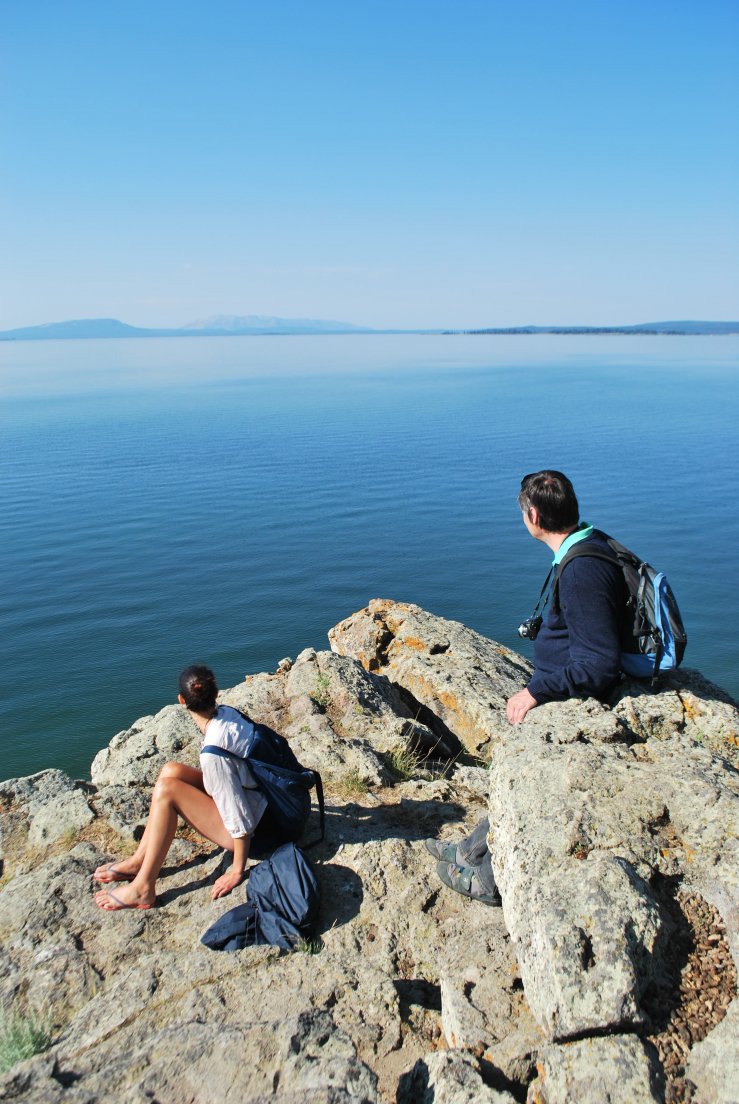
[93,664,271,911]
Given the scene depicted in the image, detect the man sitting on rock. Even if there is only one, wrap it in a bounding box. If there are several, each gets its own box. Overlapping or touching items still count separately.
[426,469,625,904]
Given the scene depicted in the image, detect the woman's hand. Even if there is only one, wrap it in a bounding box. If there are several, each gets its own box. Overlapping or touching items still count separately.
[211,837,250,899]
[211,868,244,899]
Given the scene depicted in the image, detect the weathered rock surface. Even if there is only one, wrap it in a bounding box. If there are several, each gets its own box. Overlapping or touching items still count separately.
[1,599,737,1103]
[0,770,95,861]
[1,1008,379,1103]
[398,1049,517,1102]
[527,1036,665,1103]
[329,599,530,756]
[485,691,739,1054]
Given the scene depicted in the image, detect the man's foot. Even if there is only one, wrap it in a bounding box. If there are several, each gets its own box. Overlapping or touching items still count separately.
[95,884,155,911]
[436,861,501,906]
[93,861,136,884]
[423,838,461,864]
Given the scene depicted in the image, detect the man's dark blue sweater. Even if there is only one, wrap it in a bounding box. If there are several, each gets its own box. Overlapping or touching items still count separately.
[527,530,625,705]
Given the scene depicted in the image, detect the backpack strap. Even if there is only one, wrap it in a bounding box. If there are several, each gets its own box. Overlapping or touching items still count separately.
[635,565,666,684]
[551,542,621,614]
[553,541,665,684]
[201,744,240,761]
[311,770,325,843]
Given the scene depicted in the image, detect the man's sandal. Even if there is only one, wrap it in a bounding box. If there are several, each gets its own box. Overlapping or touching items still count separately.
[423,838,461,864]
[436,861,501,906]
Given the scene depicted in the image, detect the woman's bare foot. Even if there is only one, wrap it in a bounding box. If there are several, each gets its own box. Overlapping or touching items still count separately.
[93,859,141,884]
[95,883,155,911]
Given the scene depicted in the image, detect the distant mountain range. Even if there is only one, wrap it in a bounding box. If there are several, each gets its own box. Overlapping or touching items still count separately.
[0,315,374,341]
[459,321,739,335]
[0,316,737,341]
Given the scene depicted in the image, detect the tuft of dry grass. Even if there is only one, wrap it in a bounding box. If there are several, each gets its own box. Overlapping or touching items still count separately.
[385,744,421,781]
[326,769,371,800]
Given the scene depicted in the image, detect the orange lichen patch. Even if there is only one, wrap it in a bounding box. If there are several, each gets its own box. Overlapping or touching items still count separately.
[681,695,704,722]
[527,1064,547,1104]
[374,599,414,615]
[396,636,429,653]
[401,676,459,717]
[436,688,464,712]
[398,675,485,754]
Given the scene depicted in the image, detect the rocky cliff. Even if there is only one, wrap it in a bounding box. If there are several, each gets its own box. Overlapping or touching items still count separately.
[0,600,737,1103]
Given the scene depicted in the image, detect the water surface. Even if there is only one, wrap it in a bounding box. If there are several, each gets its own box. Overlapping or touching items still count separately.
[1,334,737,779]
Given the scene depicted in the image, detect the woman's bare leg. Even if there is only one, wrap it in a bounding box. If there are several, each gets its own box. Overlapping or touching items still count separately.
[95,767,232,910]
[93,763,205,883]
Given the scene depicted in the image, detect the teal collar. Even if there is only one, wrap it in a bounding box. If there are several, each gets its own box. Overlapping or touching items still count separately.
[552,522,593,565]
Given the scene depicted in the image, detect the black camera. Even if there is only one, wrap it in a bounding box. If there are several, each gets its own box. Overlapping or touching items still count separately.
[517,615,542,640]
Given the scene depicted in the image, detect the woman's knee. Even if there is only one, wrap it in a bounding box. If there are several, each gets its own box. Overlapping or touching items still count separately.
[158,761,188,784]
[153,769,183,803]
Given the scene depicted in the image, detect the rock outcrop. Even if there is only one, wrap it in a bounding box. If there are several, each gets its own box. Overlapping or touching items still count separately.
[1,600,736,1103]
[329,599,531,757]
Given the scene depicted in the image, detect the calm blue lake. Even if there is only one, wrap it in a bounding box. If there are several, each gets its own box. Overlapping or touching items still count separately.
[1,334,737,781]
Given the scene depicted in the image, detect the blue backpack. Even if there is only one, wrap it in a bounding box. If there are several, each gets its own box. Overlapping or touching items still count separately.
[554,530,687,681]
[202,711,324,847]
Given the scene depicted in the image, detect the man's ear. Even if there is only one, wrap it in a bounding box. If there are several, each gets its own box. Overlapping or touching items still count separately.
[528,506,539,526]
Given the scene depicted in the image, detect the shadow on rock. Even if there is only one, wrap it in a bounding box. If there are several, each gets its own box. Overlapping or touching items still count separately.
[640,873,694,1034]
[315,863,364,932]
[306,796,467,862]
[159,847,222,880]
[157,863,223,905]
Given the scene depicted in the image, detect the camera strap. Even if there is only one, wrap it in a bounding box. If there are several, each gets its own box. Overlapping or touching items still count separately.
[529,565,555,618]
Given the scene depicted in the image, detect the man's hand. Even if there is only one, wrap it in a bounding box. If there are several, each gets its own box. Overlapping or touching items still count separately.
[211,868,244,900]
[506,688,537,725]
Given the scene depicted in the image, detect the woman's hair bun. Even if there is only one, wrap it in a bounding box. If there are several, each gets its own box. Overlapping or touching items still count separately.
[178,665,218,712]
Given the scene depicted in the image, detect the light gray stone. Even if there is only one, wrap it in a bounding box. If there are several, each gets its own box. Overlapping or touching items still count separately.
[526,1036,664,1104]
[0,1012,379,1103]
[0,789,525,1102]
[223,647,460,783]
[486,685,739,1044]
[89,783,150,838]
[614,667,739,767]
[449,765,491,799]
[441,974,488,1050]
[0,770,95,862]
[399,1049,517,1103]
[487,732,666,1037]
[330,603,739,1096]
[686,1002,739,1104]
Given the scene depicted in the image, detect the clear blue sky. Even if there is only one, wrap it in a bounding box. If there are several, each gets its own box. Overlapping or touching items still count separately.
[1,0,737,330]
